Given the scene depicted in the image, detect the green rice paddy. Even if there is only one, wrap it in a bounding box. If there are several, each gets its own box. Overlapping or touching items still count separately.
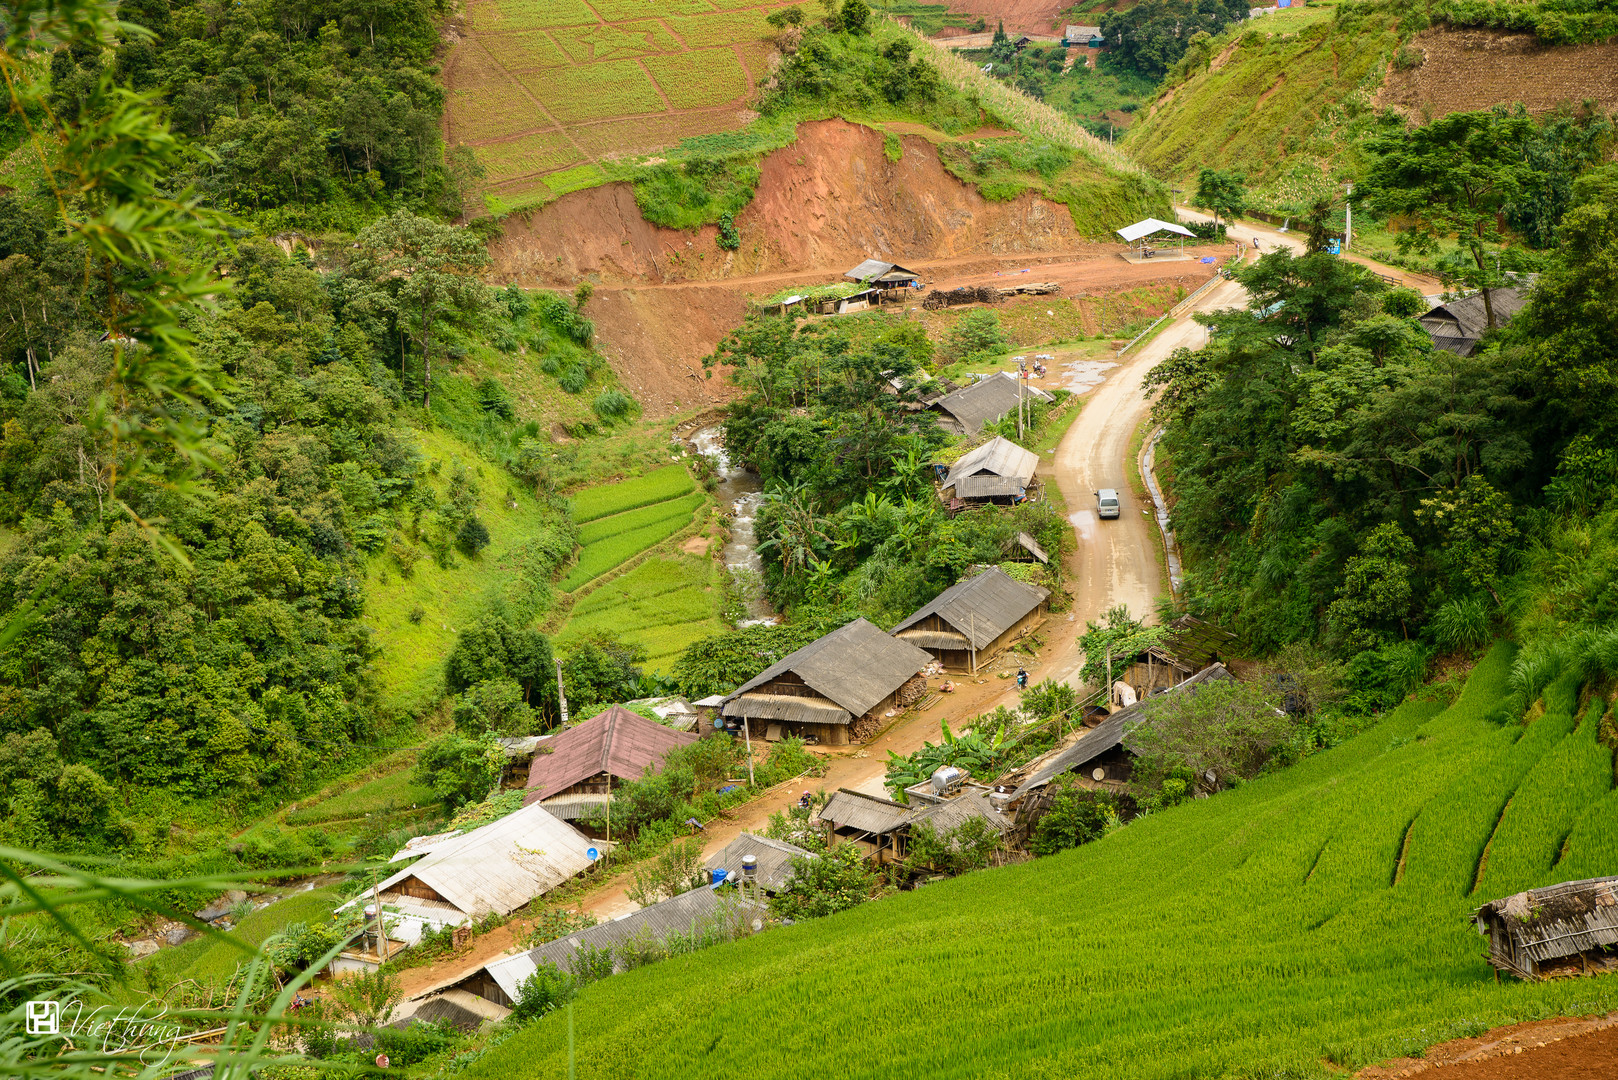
[561,467,707,591]
[463,643,1618,1078]
[560,554,725,671]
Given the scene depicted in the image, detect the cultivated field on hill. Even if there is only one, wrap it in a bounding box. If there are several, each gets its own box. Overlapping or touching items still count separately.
[561,465,710,592]
[443,0,794,203]
[462,643,1618,1078]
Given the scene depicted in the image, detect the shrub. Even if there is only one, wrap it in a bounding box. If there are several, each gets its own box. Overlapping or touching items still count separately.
[768,843,877,921]
[1030,782,1121,855]
[716,212,740,250]
[456,514,491,556]
[512,963,575,1022]
[376,1021,457,1065]
[412,733,502,809]
[593,389,634,419]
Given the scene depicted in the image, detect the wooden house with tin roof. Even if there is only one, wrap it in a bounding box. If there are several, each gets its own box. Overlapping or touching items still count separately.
[522,704,699,818]
[890,566,1049,673]
[1474,877,1618,981]
[720,618,930,745]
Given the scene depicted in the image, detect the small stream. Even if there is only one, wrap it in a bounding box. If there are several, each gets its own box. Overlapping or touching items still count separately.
[690,425,777,625]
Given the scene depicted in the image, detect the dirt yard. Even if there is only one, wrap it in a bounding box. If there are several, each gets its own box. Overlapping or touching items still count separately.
[1356,1012,1618,1079]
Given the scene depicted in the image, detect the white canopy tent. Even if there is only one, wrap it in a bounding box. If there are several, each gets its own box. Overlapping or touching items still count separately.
[1116,217,1195,258]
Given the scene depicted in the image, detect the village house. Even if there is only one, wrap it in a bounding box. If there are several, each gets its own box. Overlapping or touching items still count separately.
[1062,24,1105,46]
[1419,287,1530,356]
[522,704,699,822]
[890,566,1049,673]
[931,373,1054,436]
[1110,615,1240,707]
[705,833,818,896]
[1006,663,1235,809]
[1474,876,1618,981]
[451,884,769,1007]
[1007,530,1049,565]
[720,618,931,745]
[818,778,1014,865]
[938,435,1041,505]
[333,802,597,973]
[844,258,921,290]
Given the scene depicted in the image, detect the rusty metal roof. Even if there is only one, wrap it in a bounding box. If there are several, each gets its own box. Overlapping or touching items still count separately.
[523,705,699,804]
[722,618,930,719]
[891,567,1049,650]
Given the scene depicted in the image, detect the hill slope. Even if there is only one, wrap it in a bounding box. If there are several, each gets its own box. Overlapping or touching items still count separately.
[463,643,1618,1078]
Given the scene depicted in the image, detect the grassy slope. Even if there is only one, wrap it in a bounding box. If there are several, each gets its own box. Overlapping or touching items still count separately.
[363,427,567,714]
[463,643,1618,1078]
[1125,3,1403,209]
[133,887,346,993]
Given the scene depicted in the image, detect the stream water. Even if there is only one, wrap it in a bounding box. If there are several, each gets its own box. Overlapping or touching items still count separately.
[690,425,777,625]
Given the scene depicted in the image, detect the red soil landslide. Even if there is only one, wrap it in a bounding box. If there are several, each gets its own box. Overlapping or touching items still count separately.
[490,119,1210,417]
[1356,1013,1618,1079]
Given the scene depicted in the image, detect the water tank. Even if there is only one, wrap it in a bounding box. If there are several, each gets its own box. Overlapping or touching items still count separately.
[710,868,728,885]
[930,766,965,795]
[741,854,758,880]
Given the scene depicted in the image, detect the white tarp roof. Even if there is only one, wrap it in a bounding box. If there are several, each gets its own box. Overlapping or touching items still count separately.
[1116,218,1195,243]
[347,802,596,919]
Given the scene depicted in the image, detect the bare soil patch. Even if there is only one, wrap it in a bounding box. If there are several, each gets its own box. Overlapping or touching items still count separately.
[1357,1013,1618,1080]
[1377,28,1618,121]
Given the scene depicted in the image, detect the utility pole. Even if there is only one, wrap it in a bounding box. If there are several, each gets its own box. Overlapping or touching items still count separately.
[743,717,755,786]
[970,613,978,676]
[555,657,569,726]
[1344,182,1353,250]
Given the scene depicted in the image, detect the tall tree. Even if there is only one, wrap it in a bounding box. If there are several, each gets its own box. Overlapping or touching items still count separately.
[1193,167,1247,232]
[1359,109,1539,330]
[347,211,489,408]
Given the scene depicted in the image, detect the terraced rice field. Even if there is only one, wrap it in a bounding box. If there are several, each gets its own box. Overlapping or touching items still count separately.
[561,554,725,671]
[463,643,1618,1078]
[443,0,799,203]
[561,466,707,591]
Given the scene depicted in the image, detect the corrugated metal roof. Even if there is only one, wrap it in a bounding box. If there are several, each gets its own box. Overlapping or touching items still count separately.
[481,886,766,1000]
[945,436,1039,490]
[358,803,597,918]
[721,693,852,725]
[932,375,1052,435]
[1421,286,1529,355]
[955,475,1029,499]
[722,618,929,719]
[1476,877,1618,969]
[909,786,1014,835]
[538,795,612,821]
[1013,531,1049,564]
[819,788,914,835]
[705,833,817,893]
[891,567,1049,650]
[1012,663,1233,799]
[894,629,972,651]
[523,705,699,804]
[389,828,465,863]
[844,258,919,283]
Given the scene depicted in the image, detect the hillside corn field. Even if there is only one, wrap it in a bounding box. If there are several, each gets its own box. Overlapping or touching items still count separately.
[461,643,1618,1078]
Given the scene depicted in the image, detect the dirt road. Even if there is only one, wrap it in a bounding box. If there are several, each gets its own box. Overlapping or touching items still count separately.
[1175,206,1445,293]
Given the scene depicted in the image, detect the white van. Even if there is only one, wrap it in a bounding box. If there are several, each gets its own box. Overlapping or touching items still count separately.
[1096,489,1121,519]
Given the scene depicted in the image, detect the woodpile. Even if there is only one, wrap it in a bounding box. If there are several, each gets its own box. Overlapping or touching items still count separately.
[922,285,1002,309]
[895,673,929,707]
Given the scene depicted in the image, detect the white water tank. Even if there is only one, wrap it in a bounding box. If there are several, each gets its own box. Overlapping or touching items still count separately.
[930,766,966,796]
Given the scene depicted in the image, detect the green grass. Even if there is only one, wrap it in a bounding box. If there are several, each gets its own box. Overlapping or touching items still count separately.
[560,554,725,670]
[643,47,751,109]
[1125,6,1402,201]
[284,769,440,826]
[136,887,346,992]
[568,464,696,522]
[363,428,571,713]
[459,643,1618,1078]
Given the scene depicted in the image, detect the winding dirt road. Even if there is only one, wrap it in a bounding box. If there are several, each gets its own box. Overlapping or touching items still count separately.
[1175,206,1445,293]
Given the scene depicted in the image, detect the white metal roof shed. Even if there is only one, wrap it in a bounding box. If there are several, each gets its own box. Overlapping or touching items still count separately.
[1116,218,1195,243]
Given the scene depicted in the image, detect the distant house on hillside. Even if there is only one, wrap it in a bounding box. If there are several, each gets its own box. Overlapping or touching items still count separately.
[931,373,1053,436]
[522,704,699,821]
[720,618,931,745]
[890,566,1049,673]
[939,435,1040,504]
[334,802,596,972]
[844,259,921,288]
[1063,24,1104,45]
[1007,663,1235,806]
[453,884,768,1006]
[1475,876,1618,980]
[1419,287,1530,356]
